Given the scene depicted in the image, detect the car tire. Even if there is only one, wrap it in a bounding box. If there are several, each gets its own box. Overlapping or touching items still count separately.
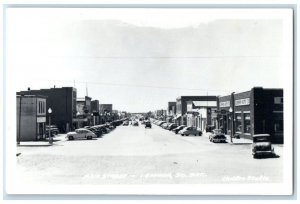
[87,136,92,140]
[185,134,189,136]
[68,136,74,140]
[199,132,202,136]
[181,134,184,136]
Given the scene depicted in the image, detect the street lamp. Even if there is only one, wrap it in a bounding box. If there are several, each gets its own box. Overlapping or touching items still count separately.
[48,108,53,145]
[91,113,95,126]
[229,107,233,143]
[76,111,80,129]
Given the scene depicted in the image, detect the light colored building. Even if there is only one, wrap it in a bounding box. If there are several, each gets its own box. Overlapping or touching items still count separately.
[16,95,47,141]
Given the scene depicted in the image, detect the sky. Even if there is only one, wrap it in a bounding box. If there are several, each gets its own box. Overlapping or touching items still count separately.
[6,8,293,112]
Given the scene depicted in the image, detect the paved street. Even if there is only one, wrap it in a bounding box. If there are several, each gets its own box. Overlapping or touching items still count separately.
[16,123,283,185]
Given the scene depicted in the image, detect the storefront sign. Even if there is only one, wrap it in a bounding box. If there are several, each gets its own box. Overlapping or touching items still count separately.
[220,101,230,108]
[235,98,250,106]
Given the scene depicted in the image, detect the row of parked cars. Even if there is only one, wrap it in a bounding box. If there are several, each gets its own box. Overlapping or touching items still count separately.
[150,119,203,136]
[65,120,125,140]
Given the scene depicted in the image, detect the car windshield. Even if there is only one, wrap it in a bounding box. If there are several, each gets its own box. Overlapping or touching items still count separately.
[253,136,270,142]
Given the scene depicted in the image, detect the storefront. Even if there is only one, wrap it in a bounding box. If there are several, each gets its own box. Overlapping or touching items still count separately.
[218,87,283,143]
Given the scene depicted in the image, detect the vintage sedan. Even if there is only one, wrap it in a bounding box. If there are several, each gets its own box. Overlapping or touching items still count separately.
[209,129,226,143]
[145,121,152,128]
[172,125,186,134]
[66,128,97,140]
[167,123,178,131]
[179,126,202,136]
[133,121,139,126]
[252,134,275,158]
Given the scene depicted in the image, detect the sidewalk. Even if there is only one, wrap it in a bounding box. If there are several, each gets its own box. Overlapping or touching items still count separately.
[202,131,252,144]
[17,135,65,147]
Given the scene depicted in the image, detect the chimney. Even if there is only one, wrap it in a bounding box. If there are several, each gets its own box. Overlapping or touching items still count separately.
[27,87,30,91]
[54,85,56,88]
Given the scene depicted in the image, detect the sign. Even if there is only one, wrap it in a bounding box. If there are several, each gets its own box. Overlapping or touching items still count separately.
[235,98,250,106]
[220,101,230,108]
[37,117,46,123]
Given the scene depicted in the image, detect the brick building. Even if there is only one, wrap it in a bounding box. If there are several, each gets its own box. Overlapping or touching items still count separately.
[17,87,77,133]
[16,95,47,141]
[218,87,283,143]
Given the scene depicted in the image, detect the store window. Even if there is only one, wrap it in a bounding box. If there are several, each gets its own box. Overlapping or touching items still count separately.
[244,113,251,134]
[235,113,242,133]
[273,113,283,132]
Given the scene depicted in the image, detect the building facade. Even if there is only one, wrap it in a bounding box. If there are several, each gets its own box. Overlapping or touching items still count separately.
[176,96,218,128]
[186,100,218,131]
[91,100,100,125]
[17,87,77,133]
[167,102,176,123]
[218,87,283,143]
[99,104,113,123]
[76,96,92,127]
[17,95,47,141]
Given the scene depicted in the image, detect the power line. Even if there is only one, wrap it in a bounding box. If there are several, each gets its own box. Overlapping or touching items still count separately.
[49,55,277,59]
[41,79,232,93]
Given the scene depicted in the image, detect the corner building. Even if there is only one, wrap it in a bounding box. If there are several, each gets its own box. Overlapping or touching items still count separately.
[218,87,283,143]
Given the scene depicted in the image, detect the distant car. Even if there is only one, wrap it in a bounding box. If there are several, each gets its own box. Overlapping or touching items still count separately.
[133,121,139,126]
[209,129,226,143]
[167,123,178,131]
[179,126,202,136]
[123,121,129,126]
[145,121,152,128]
[252,134,275,158]
[172,125,186,134]
[66,128,97,140]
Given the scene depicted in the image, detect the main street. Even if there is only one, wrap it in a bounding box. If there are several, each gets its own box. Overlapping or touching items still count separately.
[16,122,283,185]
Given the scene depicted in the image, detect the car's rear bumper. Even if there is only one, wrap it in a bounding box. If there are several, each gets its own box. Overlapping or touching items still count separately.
[252,150,274,155]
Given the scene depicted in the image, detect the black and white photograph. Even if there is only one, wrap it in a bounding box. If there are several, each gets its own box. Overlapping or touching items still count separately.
[3,3,295,197]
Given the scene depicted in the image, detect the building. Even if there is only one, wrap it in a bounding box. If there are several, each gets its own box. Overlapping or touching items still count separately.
[91,100,100,125]
[154,109,167,121]
[76,96,92,127]
[16,95,47,141]
[99,104,113,123]
[167,102,176,123]
[17,87,77,133]
[218,87,283,143]
[176,96,218,128]
[186,100,218,131]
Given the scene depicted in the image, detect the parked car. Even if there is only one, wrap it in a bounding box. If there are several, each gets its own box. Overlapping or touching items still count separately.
[162,123,170,129]
[209,129,223,141]
[133,121,139,126]
[252,134,275,158]
[123,120,129,126]
[158,121,167,127]
[145,121,152,128]
[209,129,226,143]
[45,125,59,136]
[179,126,202,136]
[87,127,102,137]
[172,125,186,134]
[66,128,97,140]
[167,123,178,131]
[95,125,110,134]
